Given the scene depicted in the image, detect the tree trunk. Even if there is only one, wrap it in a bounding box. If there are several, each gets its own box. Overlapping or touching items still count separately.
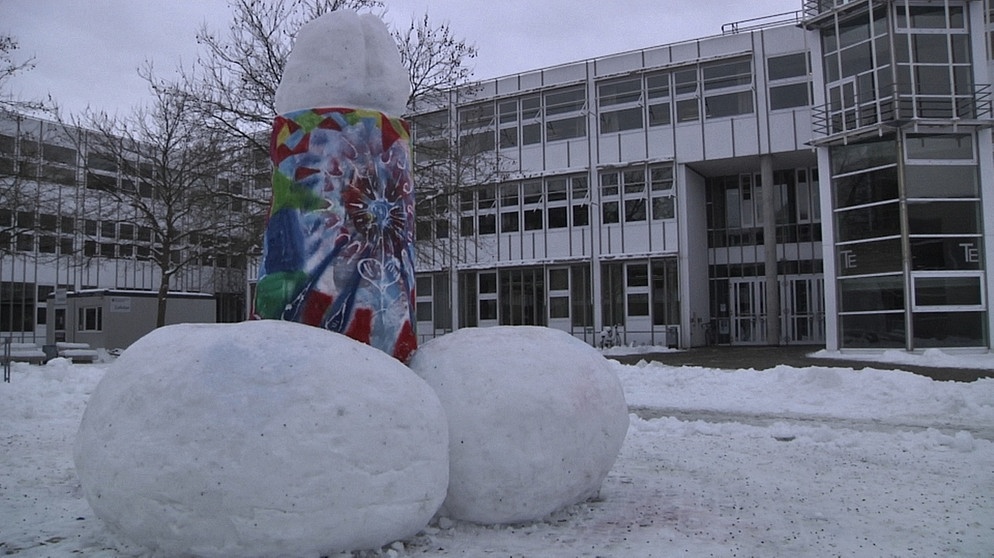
[156,277,169,328]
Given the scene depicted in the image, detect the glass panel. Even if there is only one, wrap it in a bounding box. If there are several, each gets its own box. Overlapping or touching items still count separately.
[915,276,982,306]
[648,102,671,126]
[912,34,949,64]
[839,275,904,312]
[546,178,568,201]
[646,73,669,98]
[416,301,433,322]
[416,275,433,294]
[770,83,810,110]
[479,299,498,321]
[599,78,642,106]
[602,201,619,224]
[600,107,643,133]
[523,208,543,230]
[628,293,649,316]
[550,296,570,319]
[652,196,675,220]
[498,100,517,123]
[911,237,982,270]
[833,166,899,208]
[479,273,497,294]
[831,138,896,175]
[572,205,589,227]
[545,86,585,115]
[837,238,903,276]
[841,313,906,348]
[625,199,646,222]
[500,211,519,232]
[547,206,567,228]
[767,53,808,80]
[627,264,649,287]
[906,134,973,160]
[549,268,569,291]
[522,123,542,145]
[907,201,979,235]
[835,202,901,242]
[838,14,870,49]
[674,68,698,95]
[702,58,751,91]
[546,116,586,141]
[913,311,984,347]
[676,99,699,122]
[904,165,977,198]
[704,91,753,118]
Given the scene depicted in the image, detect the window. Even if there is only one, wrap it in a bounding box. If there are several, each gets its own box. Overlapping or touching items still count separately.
[702,57,753,118]
[43,143,77,165]
[768,52,811,110]
[646,72,671,126]
[544,86,586,141]
[599,78,643,133]
[79,306,102,332]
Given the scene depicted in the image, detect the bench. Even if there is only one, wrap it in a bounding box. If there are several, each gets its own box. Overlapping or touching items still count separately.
[56,342,100,364]
[1,342,48,365]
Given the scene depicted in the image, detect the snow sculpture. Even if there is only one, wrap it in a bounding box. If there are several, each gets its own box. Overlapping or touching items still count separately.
[255,10,417,362]
[408,326,630,524]
[74,321,449,557]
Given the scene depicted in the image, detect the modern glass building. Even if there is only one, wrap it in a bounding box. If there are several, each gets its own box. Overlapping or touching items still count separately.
[3,1,991,353]
[411,0,993,352]
[0,114,258,344]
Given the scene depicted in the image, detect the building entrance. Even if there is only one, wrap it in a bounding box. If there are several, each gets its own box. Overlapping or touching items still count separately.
[728,275,825,345]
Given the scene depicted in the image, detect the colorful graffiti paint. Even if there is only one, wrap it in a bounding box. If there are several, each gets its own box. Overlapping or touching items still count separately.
[255,107,417,362]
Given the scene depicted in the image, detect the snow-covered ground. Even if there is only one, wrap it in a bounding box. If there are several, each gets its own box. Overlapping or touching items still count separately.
[2,349,993,557]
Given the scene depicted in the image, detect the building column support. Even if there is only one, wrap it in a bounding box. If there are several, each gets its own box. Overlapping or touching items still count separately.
[761,154,781,345]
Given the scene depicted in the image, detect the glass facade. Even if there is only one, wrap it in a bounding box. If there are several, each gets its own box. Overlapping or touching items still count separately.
[815,1,989,349]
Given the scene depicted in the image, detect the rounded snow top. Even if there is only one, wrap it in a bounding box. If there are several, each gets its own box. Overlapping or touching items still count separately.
[275,10,410,116]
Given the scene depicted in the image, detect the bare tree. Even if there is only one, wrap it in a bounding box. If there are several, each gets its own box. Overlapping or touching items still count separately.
[171,0,487,271]
[1,34,54,259]
[63,66,243,327]
[395,14,478,113]
[0,34,50,115]
[177,0,383,156]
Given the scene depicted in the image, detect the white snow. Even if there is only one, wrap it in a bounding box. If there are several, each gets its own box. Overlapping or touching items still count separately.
[2,339,993,557]
[275,10,409,116]
[408,327,629,525]
[72,321,448,557]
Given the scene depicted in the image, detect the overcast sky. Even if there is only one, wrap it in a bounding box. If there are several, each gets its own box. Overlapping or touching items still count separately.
[1,0,800,117]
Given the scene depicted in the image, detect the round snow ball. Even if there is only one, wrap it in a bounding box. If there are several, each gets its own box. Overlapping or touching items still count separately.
[408,326,629,524]
[74,321,448,558]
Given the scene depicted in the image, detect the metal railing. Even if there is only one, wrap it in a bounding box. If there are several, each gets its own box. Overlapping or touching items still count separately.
[722,11,805,34]
[811,85,994,139]
[802,0,866,21]
[3,337,11,383]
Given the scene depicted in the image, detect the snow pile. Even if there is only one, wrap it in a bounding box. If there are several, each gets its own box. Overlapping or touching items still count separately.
[812,347,994,370]
[73,321,448,557]
[409,326,629,524]
[275,10,409,115]
[616,360,994,425]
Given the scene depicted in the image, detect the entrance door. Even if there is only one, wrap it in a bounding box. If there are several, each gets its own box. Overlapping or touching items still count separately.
[730,278,766,344]
[781,276,825,344]
[624,263,652,344]
[547,267,571,333]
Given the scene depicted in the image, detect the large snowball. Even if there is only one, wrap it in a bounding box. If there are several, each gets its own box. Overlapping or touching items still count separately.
[74,321,448,557]
[275,10,409,115]
[408,326,629,524]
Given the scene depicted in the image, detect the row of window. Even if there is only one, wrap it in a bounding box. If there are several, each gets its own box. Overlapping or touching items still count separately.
[413,53,812,158]
[415,165,676,241]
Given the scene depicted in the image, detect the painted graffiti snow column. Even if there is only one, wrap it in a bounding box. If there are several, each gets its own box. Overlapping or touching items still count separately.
[255,10,416,362]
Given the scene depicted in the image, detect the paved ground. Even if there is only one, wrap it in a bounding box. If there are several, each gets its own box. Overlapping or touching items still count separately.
[606,344,994,383]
